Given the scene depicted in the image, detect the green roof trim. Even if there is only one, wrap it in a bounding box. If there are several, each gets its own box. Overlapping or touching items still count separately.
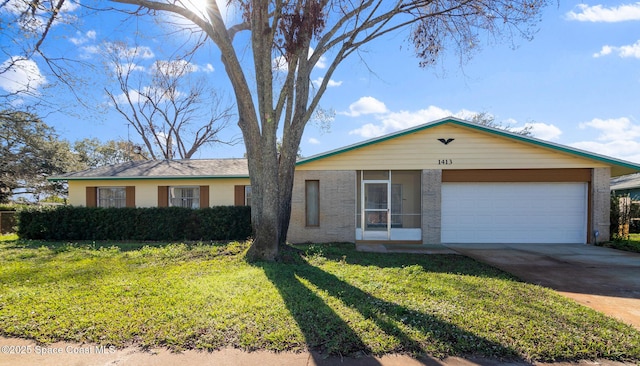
[47,158,250,181]
[48,175,250,182]
[296,117,640,172]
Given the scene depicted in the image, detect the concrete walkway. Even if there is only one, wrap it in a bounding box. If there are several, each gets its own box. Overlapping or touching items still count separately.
[0,336,636,366]
[444,243,640,329]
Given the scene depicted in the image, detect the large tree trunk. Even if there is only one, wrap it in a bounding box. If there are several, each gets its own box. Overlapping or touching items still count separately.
[277,147,297,247]
[241,117,281,261]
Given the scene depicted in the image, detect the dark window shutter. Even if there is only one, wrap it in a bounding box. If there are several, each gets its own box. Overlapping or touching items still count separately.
[158,186,168,207]
[234,185,245,206]
[86,187,97,207]
[125,186,136,208]
[200,186,209,208]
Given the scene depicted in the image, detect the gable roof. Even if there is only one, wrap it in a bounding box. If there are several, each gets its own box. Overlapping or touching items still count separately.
[611,173,640,191]
[49,158,249,181]
[297,117,640,177]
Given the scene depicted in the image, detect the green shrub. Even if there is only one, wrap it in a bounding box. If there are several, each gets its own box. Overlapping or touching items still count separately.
[17,206,252,241]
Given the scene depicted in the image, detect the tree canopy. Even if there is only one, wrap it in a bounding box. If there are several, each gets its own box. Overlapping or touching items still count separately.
[2,0,552,259]
[0,110,82,202]
[74,138,149,168]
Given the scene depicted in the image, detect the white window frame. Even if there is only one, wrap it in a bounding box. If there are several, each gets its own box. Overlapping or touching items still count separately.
[245,186,252,206]
[97,187,126,208]
[169,186,200,209]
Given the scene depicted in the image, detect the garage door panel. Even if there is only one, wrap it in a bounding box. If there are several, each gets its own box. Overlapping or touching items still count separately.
[441,183,587,244]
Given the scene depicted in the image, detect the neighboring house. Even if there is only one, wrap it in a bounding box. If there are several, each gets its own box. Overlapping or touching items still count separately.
[611,173,640,200]
[51,158,251,208]
[51,117,640,246]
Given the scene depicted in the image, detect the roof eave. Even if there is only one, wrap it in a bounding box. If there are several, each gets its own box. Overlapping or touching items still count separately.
[48,175,250,182]
[296,117,640,175]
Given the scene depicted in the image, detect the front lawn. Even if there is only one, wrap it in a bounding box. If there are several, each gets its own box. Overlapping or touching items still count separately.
[0,239,639,362]
[602,233,640,253]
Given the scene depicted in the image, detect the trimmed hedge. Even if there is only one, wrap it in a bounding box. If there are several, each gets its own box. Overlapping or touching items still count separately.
[17,206,252,241]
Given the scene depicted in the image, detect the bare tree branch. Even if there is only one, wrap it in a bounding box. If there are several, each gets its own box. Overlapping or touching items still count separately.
[103,42,236,159]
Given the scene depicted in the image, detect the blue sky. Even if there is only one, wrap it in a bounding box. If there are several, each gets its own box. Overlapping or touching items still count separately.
[2,1,640,163]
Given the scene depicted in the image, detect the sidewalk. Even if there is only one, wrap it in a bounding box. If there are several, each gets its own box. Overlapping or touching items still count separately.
[0,336,635,366]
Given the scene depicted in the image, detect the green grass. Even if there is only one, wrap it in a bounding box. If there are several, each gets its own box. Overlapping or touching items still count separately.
[602,233,640,253]
[0,239,639,362]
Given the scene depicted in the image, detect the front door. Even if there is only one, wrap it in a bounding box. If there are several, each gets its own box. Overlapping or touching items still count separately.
[362,181,390,240]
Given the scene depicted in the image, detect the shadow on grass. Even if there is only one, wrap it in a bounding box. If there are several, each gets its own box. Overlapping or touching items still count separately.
[296,243,518,280]
[256,246,527,364]
[6,239,240,252]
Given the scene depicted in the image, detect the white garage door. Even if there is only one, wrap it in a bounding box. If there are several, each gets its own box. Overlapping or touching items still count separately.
[441,183,587,244]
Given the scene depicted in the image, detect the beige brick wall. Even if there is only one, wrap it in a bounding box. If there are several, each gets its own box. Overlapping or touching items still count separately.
[422,170,442,244]
[287,170,356,243]
[591,167,611,243]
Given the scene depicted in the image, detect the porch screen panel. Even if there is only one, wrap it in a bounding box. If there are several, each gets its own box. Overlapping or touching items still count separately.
[356,170,421,231]
[391,171,421,228]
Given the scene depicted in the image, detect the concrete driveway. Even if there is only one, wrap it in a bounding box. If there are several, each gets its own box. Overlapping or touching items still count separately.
[444,243,640,330]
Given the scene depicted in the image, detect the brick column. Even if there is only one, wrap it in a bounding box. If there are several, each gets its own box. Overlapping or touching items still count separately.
[591,167,611,243]
[422,170,442,244]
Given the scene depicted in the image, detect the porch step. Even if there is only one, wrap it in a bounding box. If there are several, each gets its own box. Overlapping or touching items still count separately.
[356,243,458,254]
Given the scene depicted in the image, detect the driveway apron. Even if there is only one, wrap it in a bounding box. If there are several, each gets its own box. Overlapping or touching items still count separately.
[444,243,640,330]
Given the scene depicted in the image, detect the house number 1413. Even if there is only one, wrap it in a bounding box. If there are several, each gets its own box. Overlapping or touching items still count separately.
[438,159,453,165]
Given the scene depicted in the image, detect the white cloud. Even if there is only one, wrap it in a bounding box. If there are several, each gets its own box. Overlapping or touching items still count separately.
[521,122,562,141]
[3,0,80,16]
[348,105,475,138]
[70,30,98,46]
[349,123,387,139]
[346,105,563,141]
[3,0,80,34]
[572,117,640,163]
[112,89,143,105]
[152,60,216,75]
[316,56,327,69]
[111,85,183,105]
[121,63,146,73]
[571,140,640,163]
[121,46,155,60]
[594,40,640,59]
[272,48,328,73]
[171,0,237,27]
[312,77,343,88]
[566,3,640,22]
[272,55,288,72]
[308,137,320,145]
[308,47,328,69]
[0,57,47,94]
[579,117,640,141]
[80,45,101,58]
[341,96,388,117]
[84,44,156,61]
[152,59,199,75]
[593,45,613,58]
